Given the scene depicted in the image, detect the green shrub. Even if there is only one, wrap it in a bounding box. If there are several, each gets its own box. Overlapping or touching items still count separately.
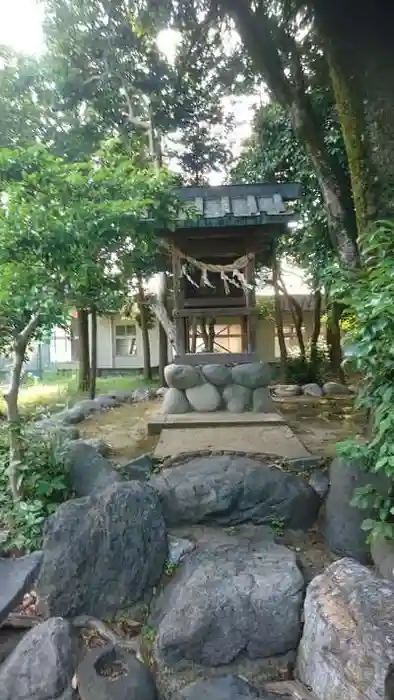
[0,425,72,552]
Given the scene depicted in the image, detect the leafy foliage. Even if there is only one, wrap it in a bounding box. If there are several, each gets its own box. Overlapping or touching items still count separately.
[333,220,394,539]
[0,425,72,552]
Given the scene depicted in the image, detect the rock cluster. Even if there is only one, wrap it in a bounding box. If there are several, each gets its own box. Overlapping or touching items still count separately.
[163,362,275,414]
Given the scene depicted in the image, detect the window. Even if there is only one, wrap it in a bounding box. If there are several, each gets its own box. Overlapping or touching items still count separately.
[189,322,243,353]
[115,323,137,356]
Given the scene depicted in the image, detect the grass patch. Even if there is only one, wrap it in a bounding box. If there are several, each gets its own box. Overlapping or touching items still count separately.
[0,372,159,419]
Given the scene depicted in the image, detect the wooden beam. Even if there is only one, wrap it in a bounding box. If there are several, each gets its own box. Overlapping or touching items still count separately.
[173,352,258,366]
[184,297,245,308]
[174,307,259,318]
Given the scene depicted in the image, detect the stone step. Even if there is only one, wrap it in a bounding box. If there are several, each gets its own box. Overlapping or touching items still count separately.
[264,680,318,699]
[148,411,285,435]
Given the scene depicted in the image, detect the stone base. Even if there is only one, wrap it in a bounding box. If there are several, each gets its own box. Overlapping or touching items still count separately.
[163,362,275,414]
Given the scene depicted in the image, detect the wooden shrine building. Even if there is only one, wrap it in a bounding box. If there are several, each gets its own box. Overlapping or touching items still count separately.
[159,182,301,365]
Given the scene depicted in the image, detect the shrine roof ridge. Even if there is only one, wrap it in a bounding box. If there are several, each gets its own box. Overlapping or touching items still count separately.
[174,182,302,201]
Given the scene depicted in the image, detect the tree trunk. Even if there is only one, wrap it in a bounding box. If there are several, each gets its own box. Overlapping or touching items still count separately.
[90,306,97,400]
[138,278,152,381]
[272,258,288,381]
[310,0,394,229]
[277,268,306,360]
[3,339,26,501]
[157,272,168,385]
[200,319,209,351]
[326,302,345,383]
[219,0,359,268]
[77,309,90,392]
[310,288,322,367]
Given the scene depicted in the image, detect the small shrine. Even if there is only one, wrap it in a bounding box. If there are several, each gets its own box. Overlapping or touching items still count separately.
[159,182,301,366]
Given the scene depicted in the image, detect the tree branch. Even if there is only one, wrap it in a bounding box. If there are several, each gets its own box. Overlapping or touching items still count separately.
[19,312,41,345]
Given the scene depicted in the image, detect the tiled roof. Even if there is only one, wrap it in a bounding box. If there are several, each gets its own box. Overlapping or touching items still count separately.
[174,183,301,225]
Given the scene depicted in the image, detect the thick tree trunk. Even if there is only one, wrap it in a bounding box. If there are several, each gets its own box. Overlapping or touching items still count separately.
[326,302,345,383]
[4,340,26,501]
[219,0,359,268]
[310,288,322,367]
[310,0,394,229]
[272,259,288,381]
[90,306,97,400]
[77,309,90,392]
[138,279,152,381]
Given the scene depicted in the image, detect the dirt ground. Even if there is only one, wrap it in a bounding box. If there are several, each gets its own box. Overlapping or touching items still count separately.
[79,394,362,464]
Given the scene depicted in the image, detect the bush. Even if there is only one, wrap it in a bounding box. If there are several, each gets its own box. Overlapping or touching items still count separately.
[286,344,329,385]
[0,425,72,552]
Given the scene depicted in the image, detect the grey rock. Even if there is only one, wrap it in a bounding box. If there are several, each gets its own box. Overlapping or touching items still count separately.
[75,399,101,416]
[151,455,320,530]
[133,387,157,402]
[272,385,301,398]
[165,364,201,390]
[162,388,190,414]
[186,383,221,412]
[297,558,394,700]
[231,362,272,389]
[321,457,389,563]
[55,406,86,424]
[37,482,167,618]
[70,438,110,457]
[371,535,394,581]
[77,644,158,700]
[308,470,330,500]
[0,617,79,700]
[63,441,120,497]
[222,384,252,412]
[179,675,264,700]
[0,552,42,625]
[284,456,324,473]
[167,536,196,566]
[302,383,323,397]
[94,394,120,409]
[34,419,80,441]
[121,454,154,482]
[107,390,135,403]
[152,528,304,666]
[201,364,232,387]
[322,381,351,396]
[156,386,168,397]
[252,388,276,413]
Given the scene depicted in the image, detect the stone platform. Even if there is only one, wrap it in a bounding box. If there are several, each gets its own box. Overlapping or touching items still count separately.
[148,411,285,436]
[154,423,310,460]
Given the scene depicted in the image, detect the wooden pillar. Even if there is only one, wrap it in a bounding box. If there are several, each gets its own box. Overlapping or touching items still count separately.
[172,250,186,356]
[245,253,257,353]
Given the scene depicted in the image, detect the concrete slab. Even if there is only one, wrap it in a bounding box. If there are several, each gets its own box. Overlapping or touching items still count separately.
[148,411,284,435]
[154,424,310,460]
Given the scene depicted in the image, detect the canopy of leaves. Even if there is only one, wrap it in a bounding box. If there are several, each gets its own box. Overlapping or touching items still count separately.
[0,145,182,351]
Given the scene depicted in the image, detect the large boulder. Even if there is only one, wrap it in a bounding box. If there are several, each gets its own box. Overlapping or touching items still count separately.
[302,383,323,397]
[322,381,351,396]
[272,385,301,398]
[252,388,276,413]
[297,558,394,700]
[165,364,200,390]
[201,364,232,387]
[0,552,42,625]
[152,527,304,667]
[37,482,167,618]
[63,441,120,497]
[162,388,190,414]
[151,455,320,530]
[0,617,78,700]
[371,534,394,581]
[77,644,158,700]
[231,362,272,389]
[186,383,221,412]
[321,457,389,563]
[179,676,270,700]
[222,384,252,412]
